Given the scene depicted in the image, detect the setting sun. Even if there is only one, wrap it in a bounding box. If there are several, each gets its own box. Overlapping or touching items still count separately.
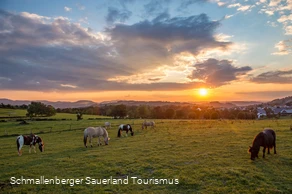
[199,88,208,96]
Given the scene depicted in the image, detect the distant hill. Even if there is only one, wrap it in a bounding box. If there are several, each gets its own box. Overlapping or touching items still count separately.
[99,100,258,108]
[99,100,192,107]
[1,96,291,109]
[267,96,292,106]
[229,101,262,107]
[207,101,237,108]
[0,99,97,109]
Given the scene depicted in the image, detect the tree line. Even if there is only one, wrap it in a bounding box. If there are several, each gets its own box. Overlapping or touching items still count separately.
[57,104,258,120]
[1,102,258,119]
[0,103,28,109]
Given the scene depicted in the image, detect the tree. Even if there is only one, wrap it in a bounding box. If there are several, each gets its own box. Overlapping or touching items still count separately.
[20,104,28,109]
[111,104,127,118]
[77,112,83,121]
[152,106,164,119]
[46,105,56,116]
[165,108,175,119]
[188,112,197,119]
[127,106,138,118]
[175,109,188,119]
[210,111,220,119]
[237,112,246,120]
[27,102,56,117]
[138,105,150,118]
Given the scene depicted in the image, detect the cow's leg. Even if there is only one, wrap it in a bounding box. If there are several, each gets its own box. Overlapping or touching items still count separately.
[274,141,277,154]
[263,147,266,158]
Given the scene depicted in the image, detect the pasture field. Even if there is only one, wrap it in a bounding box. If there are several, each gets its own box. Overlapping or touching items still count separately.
[0,118,292,194]
[0,109,27,118]
[0,108,110,120]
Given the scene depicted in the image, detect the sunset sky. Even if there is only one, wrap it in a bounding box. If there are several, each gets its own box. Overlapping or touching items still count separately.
[0,0,291,102]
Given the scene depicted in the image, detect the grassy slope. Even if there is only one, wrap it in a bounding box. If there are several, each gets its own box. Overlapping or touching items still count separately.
[0,119,291,193]
[0,108,110,120]
[0,109,27,117]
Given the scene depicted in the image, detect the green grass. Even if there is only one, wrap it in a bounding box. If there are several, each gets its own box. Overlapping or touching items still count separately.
[0,108,111,121]
[0,119,292,193]
[49,113,110,120]
[0,109,27,117]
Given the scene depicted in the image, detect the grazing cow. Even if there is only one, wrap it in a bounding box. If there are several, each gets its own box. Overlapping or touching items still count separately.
[248,128,276,160]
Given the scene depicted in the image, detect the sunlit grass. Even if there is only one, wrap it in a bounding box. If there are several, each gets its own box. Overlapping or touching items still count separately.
[0,119,291,193]
[0,109,27,117]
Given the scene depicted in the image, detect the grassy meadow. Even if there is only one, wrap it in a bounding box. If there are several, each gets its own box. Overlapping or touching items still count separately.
[0,115,292,193]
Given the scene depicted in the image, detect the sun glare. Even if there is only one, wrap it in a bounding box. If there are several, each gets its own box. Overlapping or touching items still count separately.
[199,88,208,96]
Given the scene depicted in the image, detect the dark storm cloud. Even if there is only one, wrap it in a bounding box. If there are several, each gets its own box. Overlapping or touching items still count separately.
[250,70,292,84]
[105,7,132,24]
[0,10,232,92]
[188,58,252,86]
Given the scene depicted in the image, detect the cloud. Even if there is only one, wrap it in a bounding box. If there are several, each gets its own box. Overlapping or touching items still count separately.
[20,12,51,21]
[64,7,72,12]
[107,13,231,55]
[116,0,136,10]
[269,0,281,7]
[267,21,278,27]
[227,3,254,12]
[143,0,170,17]
[272,39,292,55]
[236,91,292,99]
[217,2,226,6]
[265,10,275,15]
[277,14,292,23]
[178,0,208,10]
[227,3,241,8]
[284,25,292,35]
[237,5,253,12]
[106,7,132,24]
[188,58,252,86]
[224,14,234,19]
[250,70,292,84]
[0,10,233,92]
[148,78,162,82]
[60,84,77,88]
